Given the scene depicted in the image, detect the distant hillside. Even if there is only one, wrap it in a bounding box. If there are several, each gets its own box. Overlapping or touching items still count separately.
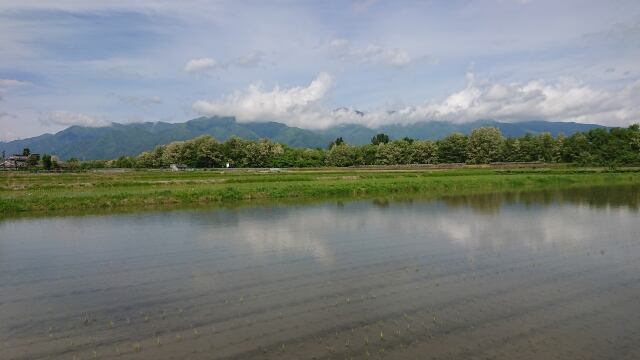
[317,120,605,145]
[0,117,605,160]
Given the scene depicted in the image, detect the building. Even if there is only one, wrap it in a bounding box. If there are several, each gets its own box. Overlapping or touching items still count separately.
[1,155,29,169]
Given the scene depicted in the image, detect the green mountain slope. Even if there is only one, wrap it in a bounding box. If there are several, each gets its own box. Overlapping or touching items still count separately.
[1,117,605,160]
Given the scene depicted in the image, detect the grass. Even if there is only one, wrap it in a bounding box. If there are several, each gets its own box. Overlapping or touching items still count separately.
[2,166,640,217]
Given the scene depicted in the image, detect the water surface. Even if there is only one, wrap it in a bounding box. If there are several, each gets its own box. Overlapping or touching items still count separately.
[1,185,640,359]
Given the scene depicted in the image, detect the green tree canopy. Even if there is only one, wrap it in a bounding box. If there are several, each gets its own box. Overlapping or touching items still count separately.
[467,127,503,164]
[371,133,390,145]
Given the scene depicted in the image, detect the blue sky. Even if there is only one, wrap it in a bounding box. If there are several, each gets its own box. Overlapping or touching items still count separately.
[1,0,639,140]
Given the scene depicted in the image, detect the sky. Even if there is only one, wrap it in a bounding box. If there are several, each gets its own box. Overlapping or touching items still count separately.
[0,0,639,141]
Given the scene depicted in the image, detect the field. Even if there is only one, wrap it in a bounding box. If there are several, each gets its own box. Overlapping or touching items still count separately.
[2,166,640,217]
[3,186,640,360]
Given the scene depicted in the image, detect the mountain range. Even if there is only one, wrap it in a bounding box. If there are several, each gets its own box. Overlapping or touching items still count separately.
[0,117,606,160]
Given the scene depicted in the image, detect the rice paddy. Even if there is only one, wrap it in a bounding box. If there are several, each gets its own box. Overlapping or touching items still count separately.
[3,166,640,217]
[1,185,639,359]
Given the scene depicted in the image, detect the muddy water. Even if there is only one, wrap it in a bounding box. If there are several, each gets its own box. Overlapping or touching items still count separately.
[1,185,640,360]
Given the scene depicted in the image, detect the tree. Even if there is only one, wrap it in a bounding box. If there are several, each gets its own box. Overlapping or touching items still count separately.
[245,139,284,167]
[375,142,402,165]
[437,133,468,163]
[630,124,640,151]
[66,157,80,170]
[194,136,224,168]
[411,140,438,164]
[114,156,136,168]
[329,137,345,149]
[517,134,539,162]
[499,138,521,162]
[223,136,249,167]
[22,148,31,156]
[371,133,390,145]
[561,132,591,164]
[136,151,156,168]
[354,144,377,165]
[161,141,184,166]
[42,154,52,170]
[552,134,565,163]
[466,127,503,164]
[326,144,356,167]
[538,133,556,162]
[27,154,40,167]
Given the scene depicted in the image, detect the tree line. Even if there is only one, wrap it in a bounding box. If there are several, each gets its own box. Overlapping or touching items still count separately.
[68,124,640,169]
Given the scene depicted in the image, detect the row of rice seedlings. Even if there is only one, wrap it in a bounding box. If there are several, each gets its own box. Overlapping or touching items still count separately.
[35,249,463,358]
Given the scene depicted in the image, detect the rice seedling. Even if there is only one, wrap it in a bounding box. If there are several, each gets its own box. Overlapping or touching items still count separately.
[379,331,384,341]
[8,168,634,216]
[175,334,183,343]
[133,342,142,353]
[156,336,161,346]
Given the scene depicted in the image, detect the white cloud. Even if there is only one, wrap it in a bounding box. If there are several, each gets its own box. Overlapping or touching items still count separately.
[234,51,264,68]
[110,93,163,106]
[327,39,412,68]
[184,52,264,74]
[41,111,110,127]
[193,72,334,128]
[193,72,640,129]
[0,79,31,87]
[395,75,640,126]
[184,57,218,73]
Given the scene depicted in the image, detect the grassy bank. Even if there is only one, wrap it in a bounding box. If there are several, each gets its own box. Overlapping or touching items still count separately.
[2,167,640,217]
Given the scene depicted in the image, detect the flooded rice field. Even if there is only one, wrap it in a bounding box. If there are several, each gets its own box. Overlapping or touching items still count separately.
[1,185,640,360]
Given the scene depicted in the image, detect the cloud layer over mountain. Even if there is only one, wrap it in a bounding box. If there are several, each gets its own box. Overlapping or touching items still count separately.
[193,72,640,129]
